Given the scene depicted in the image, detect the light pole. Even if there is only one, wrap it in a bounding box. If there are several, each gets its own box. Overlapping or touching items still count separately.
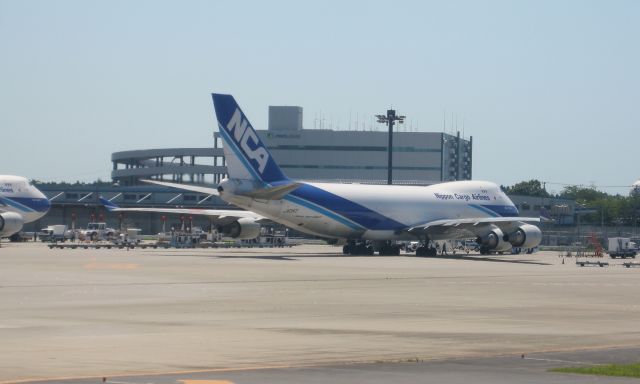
[376,109,405,185]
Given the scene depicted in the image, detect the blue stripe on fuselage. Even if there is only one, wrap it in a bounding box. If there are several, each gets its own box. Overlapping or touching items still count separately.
[283,194,364,231]
[289,184,406,230]
[470,204,519,217]
[0,196,50,213]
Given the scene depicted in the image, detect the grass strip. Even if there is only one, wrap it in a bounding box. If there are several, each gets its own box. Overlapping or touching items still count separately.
[550,363,640,378]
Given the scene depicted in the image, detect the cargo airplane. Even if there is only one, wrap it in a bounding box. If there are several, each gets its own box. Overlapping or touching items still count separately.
[143,94,542,256]
[0,175,50,238]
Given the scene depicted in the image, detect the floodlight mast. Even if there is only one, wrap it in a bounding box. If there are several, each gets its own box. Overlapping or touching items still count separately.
[376,109,405,185]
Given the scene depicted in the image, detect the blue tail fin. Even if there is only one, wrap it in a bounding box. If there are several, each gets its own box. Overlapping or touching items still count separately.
[212,94,288,184]
[99,196,119,211]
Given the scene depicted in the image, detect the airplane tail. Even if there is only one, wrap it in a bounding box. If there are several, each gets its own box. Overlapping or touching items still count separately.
[212,94,288,185]
[99,196,119,212]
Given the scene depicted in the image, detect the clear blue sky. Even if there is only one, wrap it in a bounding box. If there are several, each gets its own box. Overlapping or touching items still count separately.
[1,0,638,194]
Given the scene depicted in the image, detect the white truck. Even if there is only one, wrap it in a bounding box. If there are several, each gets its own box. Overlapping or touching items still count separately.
[113,228,142,246]
[608,237,637,259]
[80,222,116,241]
[40,225,73,242]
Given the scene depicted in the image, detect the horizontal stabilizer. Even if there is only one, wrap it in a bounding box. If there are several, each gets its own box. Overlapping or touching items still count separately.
[239,182,302,200]
[140,179,220,196]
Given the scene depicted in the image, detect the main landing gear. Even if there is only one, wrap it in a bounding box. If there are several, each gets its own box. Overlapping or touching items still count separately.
[342,240,400,256]
[343,241,374,256]
[415,245,437,257]
[415,239,437,257]
[377,241,401,256]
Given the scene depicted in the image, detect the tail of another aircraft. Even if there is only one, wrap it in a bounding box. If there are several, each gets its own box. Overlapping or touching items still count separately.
[99,196,119,212]
[212,94,288,184]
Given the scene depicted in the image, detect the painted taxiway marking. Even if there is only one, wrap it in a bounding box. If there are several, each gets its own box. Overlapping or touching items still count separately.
[178,381,235,384]
[83,263,138,270]
[523,357,594,365]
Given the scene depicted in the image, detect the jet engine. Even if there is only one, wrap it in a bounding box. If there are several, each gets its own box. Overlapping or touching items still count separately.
[506,224,542,249]
[477,227,511,254]
[0,212,24,238]
[217,218,261,239]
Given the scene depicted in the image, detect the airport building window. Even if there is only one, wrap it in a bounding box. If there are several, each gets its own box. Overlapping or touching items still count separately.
[183,195,196,201]
[65,193,78,199]
[280,165,441,171]
[521,203,531,210]
[123,194,137,200]
[271,144,441,153]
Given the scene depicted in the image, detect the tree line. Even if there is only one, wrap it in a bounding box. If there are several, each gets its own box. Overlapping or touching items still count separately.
[502,179,640,226]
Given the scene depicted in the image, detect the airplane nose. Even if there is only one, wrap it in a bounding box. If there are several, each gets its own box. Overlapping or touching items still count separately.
[43,197,51,212]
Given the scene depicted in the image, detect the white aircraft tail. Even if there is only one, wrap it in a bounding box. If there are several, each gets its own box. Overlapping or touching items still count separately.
[212,94,289,185]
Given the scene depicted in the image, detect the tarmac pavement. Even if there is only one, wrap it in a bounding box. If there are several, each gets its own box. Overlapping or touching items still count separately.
[1,242,639,383]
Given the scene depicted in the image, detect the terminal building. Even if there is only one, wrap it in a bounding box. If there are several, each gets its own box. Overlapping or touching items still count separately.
[112,106,473,186]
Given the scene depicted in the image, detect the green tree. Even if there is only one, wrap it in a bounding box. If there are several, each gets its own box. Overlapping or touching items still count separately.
[502,179,549,197]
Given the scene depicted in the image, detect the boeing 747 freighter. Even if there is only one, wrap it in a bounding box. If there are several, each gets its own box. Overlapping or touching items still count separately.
[144,94,542,256]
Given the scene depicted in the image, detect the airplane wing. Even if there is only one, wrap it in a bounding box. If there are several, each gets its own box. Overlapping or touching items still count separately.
[99,197,267,224]
[140,179,220,196]
[406,217,540,239]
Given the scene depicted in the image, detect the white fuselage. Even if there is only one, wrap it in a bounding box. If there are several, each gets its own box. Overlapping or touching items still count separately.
[220,179,518,240]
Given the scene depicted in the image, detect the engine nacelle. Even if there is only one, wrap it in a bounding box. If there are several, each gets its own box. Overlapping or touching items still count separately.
[217,218,261,239]
[0,212,24,238]
[477,227,511,252]
[506,224,542,249]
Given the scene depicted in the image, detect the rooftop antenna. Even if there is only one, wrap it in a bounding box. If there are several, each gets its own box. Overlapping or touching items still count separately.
[451,112,454,133]
[443,109,446,132]
[455,113,458,134]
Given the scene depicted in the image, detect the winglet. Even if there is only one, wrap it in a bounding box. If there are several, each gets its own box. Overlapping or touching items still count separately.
[99,196,119,211]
